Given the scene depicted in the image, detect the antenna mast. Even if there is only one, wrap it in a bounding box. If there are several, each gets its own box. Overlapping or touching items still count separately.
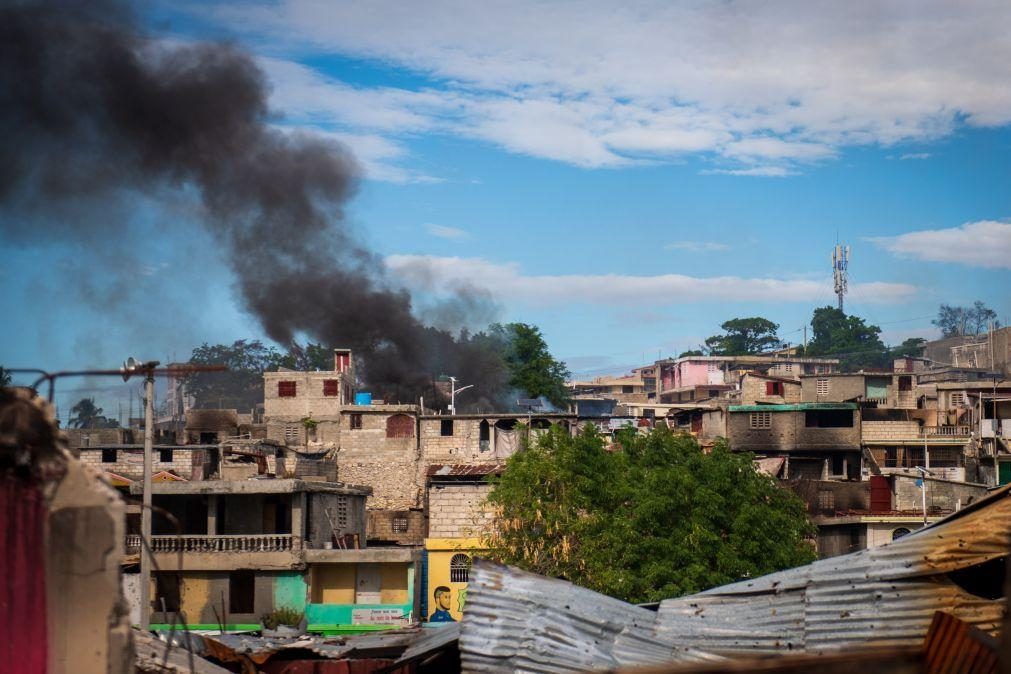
[832,244,850,313]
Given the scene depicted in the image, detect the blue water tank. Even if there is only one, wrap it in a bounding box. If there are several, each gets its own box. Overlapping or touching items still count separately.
[354,392,373,406]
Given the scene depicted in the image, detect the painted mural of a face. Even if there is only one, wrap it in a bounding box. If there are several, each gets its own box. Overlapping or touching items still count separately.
[429,585,456,622]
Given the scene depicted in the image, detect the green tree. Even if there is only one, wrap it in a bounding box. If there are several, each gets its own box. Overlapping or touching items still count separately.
[933,302,999,337]
[185,340,282,411]
[275,342,335,371]
[485,425,815,603]
[678,349,705,358]
[703,317,783,355]
[805,306,888,370]
[69,397,119,429]
[889,337,927,359]
[496,323,570,408]
[0,366,11,387]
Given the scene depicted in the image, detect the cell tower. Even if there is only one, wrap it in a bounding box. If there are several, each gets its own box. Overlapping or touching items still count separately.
[832,243,850,313]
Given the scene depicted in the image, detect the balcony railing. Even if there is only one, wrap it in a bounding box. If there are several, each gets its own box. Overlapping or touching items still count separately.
[919,425,972,438]
[149,534,298,554]
[125,534,142,554]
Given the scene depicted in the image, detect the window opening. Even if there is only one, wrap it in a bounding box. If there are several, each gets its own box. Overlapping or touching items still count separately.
[392,516,409,533]
[349,413,362,430]
[323,379,340,396]
[816,378,830,396]
[450,554,472,583]
[278,381,297,397]
[805,410,854,427]
[102,448,117,463]
[159,449,173,463]
[229,570,256,613]
[155,573,181,612]
[441,419,454,437]
[892,527,912,541]
[750,412,772,429]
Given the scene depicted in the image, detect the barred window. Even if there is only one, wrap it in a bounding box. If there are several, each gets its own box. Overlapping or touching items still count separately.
[816,378,830,396]
[392,516,409,533]
[349,413,362,430]
[450,554,472,583]
[278,381,297,397]
[951,392,966,407]
[750,412,772,429]
[284,424,300,442]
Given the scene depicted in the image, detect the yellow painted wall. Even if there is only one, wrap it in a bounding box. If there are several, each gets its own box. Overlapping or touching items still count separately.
[379,563,409,604]
[311,564,355,604]
[425,538,485,622]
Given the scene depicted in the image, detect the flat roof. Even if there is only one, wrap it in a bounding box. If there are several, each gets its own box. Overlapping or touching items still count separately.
[729,402,858,412]
[129,478,371,496]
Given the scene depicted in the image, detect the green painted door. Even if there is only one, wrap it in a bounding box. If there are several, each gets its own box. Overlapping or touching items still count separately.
[999,462,1011,486]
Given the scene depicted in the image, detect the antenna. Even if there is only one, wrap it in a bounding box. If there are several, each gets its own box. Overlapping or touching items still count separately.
[832,244,850,313]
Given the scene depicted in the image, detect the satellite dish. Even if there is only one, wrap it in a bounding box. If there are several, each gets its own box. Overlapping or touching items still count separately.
[121,356,139,382]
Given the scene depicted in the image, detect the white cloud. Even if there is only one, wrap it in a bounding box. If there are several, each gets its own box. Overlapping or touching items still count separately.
[663,241,730,252]
[870,220,1011,269]
[700,166,798,177]
[899,152,933,160]
[425,223,469,239]
[207,1,1011,172]
[384,254,916,307]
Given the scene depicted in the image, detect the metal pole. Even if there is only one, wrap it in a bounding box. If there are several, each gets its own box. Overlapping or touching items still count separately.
[921,473,927,526]
[140,364,157,629]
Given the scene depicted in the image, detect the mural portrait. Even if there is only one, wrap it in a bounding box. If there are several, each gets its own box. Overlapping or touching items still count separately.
[429,585,456,623]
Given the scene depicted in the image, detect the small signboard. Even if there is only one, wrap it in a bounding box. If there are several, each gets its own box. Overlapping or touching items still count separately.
[351,608,408,625]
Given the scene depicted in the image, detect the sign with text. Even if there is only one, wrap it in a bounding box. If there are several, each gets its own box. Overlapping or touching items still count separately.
[352,608,408,625]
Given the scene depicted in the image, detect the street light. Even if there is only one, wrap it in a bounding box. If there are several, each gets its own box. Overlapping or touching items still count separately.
[439,375,474,415]
[915,465,932,527]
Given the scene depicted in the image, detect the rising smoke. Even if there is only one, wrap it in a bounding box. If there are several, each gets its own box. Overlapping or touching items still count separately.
[0,0,509,408]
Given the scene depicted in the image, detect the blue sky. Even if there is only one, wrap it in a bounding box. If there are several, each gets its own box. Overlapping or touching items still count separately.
[4,1,1011,417]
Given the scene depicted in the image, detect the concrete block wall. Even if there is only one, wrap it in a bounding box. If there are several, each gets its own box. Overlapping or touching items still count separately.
[78,447,199,479]
[336,456,420,510]
[427,484,495,538]
[263,371,351,418]
[420,418,488,461]
[893,475,987,512]
[862,421,921,441]
[367,510,425,545]
[740,376,801,406]
[727,410,860,451]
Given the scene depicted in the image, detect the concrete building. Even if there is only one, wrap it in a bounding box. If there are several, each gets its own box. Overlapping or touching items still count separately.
[656,354,839,403]
[738,372,802,405]
[126,478,421,632]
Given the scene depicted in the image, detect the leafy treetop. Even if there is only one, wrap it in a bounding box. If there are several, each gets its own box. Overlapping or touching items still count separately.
[804,306,888,370]
[485,424,816,603]
[495,323,571,408]
[933,302,1000,338]
[69,397,120,429]
[703,317,783,355]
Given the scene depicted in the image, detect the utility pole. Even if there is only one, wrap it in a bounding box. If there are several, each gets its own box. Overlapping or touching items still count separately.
[123,357,159,630]
[832,244,850,313]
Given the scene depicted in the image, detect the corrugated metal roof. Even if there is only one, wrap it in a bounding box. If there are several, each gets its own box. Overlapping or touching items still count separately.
[385,624,460,670]
[459,561,723,673]
[428,464,505,477]
[459,484,1011,669]
[654,483,1011,655]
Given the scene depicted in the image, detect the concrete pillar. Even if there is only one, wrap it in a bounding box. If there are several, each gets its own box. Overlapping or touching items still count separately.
[207,494,218,535]
[292,492,306,543]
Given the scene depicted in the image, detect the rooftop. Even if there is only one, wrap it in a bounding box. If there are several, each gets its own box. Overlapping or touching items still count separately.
[729,402,858,412]
[129,478,371,497]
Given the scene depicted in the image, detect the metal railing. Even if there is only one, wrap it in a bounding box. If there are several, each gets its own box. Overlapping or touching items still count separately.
[919,425,972,437]
[148,534,298,553]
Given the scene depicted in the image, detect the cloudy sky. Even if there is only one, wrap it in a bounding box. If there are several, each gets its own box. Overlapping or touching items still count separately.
[4,0,1011,413]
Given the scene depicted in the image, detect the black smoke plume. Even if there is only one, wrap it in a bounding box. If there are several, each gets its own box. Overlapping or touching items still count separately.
[0,0,508,408]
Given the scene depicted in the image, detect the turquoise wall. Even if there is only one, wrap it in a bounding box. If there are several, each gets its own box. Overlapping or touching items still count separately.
[273,571,308,611]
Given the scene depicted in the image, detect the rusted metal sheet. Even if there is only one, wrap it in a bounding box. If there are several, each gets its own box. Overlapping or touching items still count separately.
[922,611,998,674]
[654,485,1011,655]
[428,464,505,477]
[459,561,723,673]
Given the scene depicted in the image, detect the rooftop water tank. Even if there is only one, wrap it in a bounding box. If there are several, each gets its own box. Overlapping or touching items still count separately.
[354,392,372,406]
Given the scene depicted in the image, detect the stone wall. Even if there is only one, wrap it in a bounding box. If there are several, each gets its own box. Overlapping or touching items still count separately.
[740,375,801,405]
[862,420,921,442]
[263,371,352,419]
[367,510,426,545]
[727,409,860,451]
[78,446,201,479]
[427,483,495,538]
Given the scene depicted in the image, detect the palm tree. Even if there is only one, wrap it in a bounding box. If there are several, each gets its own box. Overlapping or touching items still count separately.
[69,398,104,429]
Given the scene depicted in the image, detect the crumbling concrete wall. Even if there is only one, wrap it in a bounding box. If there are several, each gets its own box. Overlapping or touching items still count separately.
[367,509,425,545]
[46,452,132,674]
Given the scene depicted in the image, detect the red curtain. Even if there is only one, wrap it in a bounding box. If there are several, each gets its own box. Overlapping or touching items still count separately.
[0,477,47,674]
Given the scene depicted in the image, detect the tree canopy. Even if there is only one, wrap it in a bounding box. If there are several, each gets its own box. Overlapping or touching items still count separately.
[68,397,120,429]
[703,317,783,355]
[485,425,816,603]
[804,306,888,370]
[0,366,11,388]
[495,323,570,408]
[185,339,283,411]
[933,302,1000,338]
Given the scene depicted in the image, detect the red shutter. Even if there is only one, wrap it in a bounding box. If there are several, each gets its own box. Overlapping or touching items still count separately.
[323,380,340,396]
[278,381,297,397]
[869,476,892,512]
[766,381,776,395]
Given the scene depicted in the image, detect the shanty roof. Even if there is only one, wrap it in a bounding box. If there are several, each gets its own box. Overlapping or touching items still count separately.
[728,402,858,412]
[460,560,723,672]
[460,483,1011,668]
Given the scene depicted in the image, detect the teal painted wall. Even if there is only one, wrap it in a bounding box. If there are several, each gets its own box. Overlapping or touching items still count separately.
[274,572,308,611]
[305,602,412,625]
